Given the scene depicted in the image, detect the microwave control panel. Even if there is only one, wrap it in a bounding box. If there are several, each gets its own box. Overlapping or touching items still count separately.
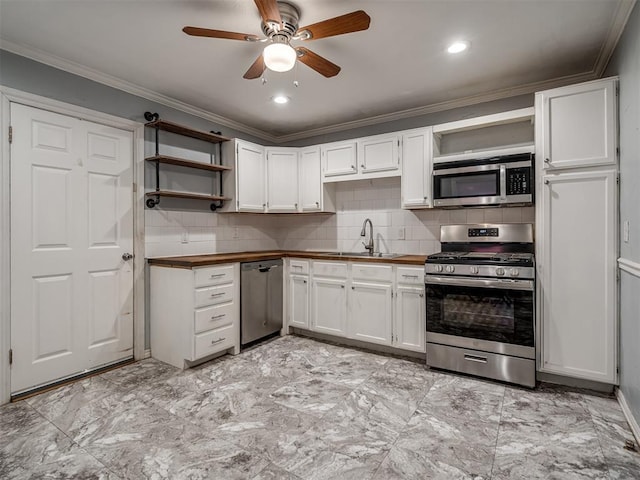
[506,167,531,195]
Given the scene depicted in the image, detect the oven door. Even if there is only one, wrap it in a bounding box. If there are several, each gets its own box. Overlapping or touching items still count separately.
[432,164,504,207]
[425,275,534,354]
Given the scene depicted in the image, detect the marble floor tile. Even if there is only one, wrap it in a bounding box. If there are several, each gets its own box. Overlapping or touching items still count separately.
[3,335,640,480]
[269,374,353,417]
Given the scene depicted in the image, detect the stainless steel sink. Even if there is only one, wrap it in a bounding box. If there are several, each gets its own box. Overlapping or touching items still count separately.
[315,251,403,259]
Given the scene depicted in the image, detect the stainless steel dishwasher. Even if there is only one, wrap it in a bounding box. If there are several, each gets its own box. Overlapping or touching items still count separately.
[240,259,283,346]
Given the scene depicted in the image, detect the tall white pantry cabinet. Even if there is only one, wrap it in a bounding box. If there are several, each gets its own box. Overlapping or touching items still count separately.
[535,77,619,384]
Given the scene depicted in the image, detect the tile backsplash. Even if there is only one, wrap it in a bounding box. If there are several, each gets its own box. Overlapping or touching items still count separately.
[144,177,534,258]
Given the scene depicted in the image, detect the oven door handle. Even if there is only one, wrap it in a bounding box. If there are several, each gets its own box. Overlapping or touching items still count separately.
[425,275,534,291]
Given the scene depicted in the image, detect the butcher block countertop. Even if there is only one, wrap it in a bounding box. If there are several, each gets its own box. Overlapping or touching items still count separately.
[147,250,427,268]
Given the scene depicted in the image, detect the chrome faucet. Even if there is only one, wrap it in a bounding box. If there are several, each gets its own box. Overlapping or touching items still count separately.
[361,218,374,255]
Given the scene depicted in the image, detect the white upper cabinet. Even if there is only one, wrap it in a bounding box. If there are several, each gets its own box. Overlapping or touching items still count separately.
[298,146,322,212]
[401,127,432,209]
[266,148,298,212]
[222,139,265,212]
[357,133,400,175]
[536,78,617,171]
[321,140,357,178]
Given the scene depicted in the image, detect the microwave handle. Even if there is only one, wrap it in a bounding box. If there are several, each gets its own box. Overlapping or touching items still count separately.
[499,164,507,200]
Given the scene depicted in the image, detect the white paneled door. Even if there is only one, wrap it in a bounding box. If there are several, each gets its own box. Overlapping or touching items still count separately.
[10,103,134,394]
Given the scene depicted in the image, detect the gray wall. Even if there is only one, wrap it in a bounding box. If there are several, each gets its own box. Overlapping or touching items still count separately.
[605,3,640,428]
[0,49,265,144]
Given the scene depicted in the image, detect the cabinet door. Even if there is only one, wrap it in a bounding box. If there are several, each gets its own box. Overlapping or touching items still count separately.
[539,169,617,383]
[536,78,617,170]
[299,146,322,211]
[311,277,347,336]
[237,140,265,212]
[267,148,298,212]
[358,134,400,174]
[289,274,309,329]
[348,281,393,346]
[401,128,432,208]
[394,285,425,352]
[322,141,357,177]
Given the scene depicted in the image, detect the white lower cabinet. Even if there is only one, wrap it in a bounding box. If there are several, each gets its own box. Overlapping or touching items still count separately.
[288,259,310,329]
[394,285,425,352]
[150,263,240,369]
[348,281,393,345]
[289,260,425,353]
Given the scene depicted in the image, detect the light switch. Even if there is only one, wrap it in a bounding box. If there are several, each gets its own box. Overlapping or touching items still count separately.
[623,220,630,243]
[181,231,189,244]
[397,227,405,240]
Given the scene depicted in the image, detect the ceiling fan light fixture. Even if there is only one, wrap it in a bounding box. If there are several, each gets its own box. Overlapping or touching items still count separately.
[447,40,470,54]
[263,42,297,72]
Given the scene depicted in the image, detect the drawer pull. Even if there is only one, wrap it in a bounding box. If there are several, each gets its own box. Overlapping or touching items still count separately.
[211,314,226,320]
[210,337,226,345]
[210,292,226,298]
[464,354,488,364]
[210,273,226,278]
[402,274,419,278]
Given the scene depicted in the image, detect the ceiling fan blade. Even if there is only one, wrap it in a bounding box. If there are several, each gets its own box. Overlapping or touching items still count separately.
[298,10,371,40]
[183,26,259,41]
[243,54,266,79]
[295,47,341,78]
[254,0,282,26]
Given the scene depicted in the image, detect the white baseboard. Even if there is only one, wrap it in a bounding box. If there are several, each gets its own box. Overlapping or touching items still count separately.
[616,388,640,445]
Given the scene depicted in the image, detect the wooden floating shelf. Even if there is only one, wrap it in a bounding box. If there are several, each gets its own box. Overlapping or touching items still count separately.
[145,155,231,172]
[146,191,231,202]
[145,119,231,144]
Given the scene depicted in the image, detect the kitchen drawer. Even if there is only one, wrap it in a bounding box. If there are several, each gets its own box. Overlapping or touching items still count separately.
[313,261,348,278]
[396,267,425,284]
[194,265,235,288]
[195,284,234,308]
[194,302,235,334]
[193,324,235,360]
[352,263,393,282]
[289,259,309,275]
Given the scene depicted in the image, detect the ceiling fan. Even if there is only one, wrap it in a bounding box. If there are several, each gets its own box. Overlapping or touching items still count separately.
[183,0,371,79]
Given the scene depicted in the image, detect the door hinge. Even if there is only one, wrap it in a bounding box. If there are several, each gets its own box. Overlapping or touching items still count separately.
[9,349,13,365]
[617,174,620,185]
[8,126,13,144]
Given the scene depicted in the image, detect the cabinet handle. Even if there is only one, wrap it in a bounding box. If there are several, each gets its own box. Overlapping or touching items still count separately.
[351,165,356,170]
[464,354,488,364]
[402,274,419,278]
[423,196,427,200]
[315,201,319,207]
[211,314,226,320]
[209,273,226,278]
[544,158,550,164]
[210,337,226,345]
[419,293,424,298]
[341,285,345,289]
[295,203,298,208]
[210,292,226,298]
[303,280,307,284]
[292,265,303,269]
[351,286,355,290]
[544,179,550,185]
[361,164,365,169]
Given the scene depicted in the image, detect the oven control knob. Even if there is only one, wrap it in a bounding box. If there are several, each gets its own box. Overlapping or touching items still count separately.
[496,267,505,276]
[435,265,443,273]
[470,266,479,274]
[510,269,519,277]
[446,265,455,273]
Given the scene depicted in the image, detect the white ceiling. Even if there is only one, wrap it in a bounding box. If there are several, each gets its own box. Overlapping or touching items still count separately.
[0,0,635,142]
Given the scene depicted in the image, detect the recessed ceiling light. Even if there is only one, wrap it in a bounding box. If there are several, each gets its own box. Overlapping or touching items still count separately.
[273,95,289,104]
[447,41,470,54]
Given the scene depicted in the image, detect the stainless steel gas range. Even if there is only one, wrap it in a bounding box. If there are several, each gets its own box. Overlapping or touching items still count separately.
[425,224,535,388]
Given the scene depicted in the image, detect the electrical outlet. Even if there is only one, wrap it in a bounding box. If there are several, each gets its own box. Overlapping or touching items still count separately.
[181,231,189,244]
[623,220,630,243]
[232,227,240,239]
[397,227,405,240]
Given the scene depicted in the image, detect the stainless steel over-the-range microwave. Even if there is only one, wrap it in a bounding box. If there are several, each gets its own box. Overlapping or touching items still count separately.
[432,153,534,207]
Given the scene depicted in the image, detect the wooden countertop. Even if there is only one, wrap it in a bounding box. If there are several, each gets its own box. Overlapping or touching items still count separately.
[147,250,427,268]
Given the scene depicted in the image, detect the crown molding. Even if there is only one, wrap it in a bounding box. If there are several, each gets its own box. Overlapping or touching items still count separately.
[0,40,278,143]
[273,71,598,143]
[593,0,637,76]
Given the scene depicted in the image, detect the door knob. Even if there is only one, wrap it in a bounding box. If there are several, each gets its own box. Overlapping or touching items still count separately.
[122,253,133,261]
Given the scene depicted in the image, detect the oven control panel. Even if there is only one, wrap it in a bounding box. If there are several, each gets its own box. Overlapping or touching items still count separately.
[468,227,499,237]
